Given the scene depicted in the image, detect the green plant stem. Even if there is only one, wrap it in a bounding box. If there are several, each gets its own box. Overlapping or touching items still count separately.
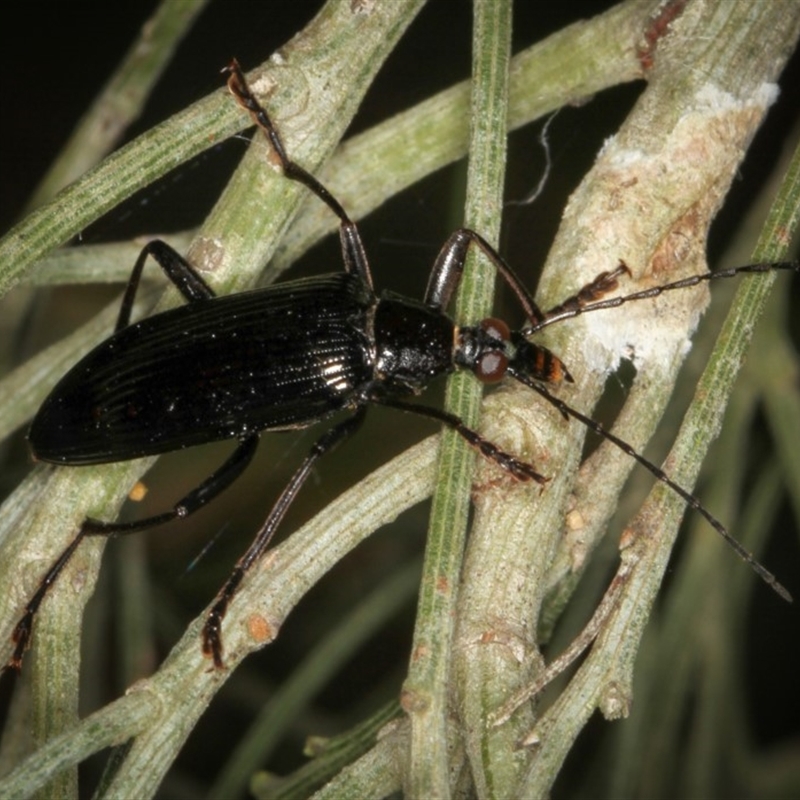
[0,439,437,800]
[402,2,512,798]
[605,130,799,796]
[0,1,649,301]
[255,699,403,800]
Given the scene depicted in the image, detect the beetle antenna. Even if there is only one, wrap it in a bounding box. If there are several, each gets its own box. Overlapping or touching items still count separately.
[529,261,799,333]
[509,369,793,603]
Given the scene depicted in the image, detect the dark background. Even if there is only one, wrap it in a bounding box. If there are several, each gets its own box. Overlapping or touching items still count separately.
[1,2,798,798]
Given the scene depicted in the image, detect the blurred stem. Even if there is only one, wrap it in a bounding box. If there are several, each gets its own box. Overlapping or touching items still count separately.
[256,699,403,800]
[25,0,209,211]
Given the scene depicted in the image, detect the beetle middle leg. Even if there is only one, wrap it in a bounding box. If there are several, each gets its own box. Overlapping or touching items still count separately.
[202,407,367,668]
[116,238,217,331]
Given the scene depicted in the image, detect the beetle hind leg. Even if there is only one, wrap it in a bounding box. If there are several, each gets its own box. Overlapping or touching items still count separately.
[4,436,259,673]
[224,59,374,289]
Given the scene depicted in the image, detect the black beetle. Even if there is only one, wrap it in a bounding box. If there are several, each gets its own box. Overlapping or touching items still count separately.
[6,59,794,672]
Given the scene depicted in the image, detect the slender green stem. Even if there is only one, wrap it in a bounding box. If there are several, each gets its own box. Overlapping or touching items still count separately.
[403,2,512,798]
[516,7,800,788]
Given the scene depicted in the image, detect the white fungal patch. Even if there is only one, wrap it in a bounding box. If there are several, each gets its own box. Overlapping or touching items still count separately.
[547,80,780,380]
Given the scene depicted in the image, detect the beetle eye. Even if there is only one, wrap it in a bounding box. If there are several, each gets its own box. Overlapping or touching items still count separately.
[476,349,508,383]
[480,317,510,342]
[473,317,510,382]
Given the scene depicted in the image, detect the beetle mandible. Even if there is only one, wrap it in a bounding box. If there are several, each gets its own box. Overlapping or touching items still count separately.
[5,59,795,673]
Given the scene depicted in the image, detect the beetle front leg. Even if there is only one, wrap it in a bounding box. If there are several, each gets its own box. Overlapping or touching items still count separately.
[424,228,546,326]
[522,262,631,334]
[532,260,800,332]
[375,397,548,484]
